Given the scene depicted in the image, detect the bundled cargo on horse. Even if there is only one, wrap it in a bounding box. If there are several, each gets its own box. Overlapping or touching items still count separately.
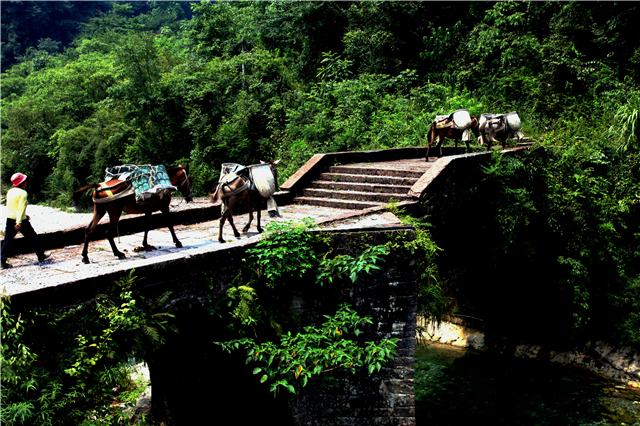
[104,164,177,205]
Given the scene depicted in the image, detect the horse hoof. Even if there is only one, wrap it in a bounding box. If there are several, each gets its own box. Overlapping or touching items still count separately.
[219,238,226,243]
[82,258,90,264]
[117,253,126,260]
[175,242,183,248]
[257,228,264,233]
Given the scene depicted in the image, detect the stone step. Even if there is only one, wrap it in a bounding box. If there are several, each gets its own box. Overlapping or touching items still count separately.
[293,196,382,210]
[309,180,412,195]
[318,172,418,186]
[302,188,414,203]
[327,165,424,179]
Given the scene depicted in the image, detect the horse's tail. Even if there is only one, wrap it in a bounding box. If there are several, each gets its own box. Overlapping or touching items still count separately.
[73,184,100,212]
[427,121,436,147]
[425,121,436,160]
[209,183,222,206]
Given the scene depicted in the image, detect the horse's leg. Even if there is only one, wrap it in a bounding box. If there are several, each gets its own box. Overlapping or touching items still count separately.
[502,129,510,150]
[486,127,495,152]
[226,214,241,238]
[242,206,254,234]
[81,205,106,264]
[240,190,254,234]
[218,200,228,243]
[255,197,264,234]
[160,204,182,248]
[437,134,445,158]
[142,212,152,249]
[219,197,241,243]
[106,209,126,260]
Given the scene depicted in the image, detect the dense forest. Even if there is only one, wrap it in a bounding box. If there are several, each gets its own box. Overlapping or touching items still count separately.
[1,1,639,423]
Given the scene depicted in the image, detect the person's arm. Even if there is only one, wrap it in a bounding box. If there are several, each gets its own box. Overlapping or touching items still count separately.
[14,191,27,231]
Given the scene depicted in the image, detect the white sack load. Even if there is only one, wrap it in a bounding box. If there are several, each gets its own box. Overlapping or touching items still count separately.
[478,113,491,133]
[505,111,522,131]
[451,109,472,130]
[247,163,276,199]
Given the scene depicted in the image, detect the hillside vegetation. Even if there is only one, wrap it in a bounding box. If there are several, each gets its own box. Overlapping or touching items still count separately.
[1,3,639,423]
[1,1,639,344]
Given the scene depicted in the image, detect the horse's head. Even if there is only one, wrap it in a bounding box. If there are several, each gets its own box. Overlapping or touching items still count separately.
[170,164,194,202]
[260,159,280,191]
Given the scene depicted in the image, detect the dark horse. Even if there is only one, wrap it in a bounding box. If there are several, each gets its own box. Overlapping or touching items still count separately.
[425,116,480,161]
[73,165,193,264]
[479,114,524,152]
[209,160,279,243]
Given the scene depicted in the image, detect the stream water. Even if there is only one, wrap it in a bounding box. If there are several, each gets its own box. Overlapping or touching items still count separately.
[415,342,640,426]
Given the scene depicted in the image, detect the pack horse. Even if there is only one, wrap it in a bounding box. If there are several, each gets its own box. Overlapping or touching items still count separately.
[425,109,479,161]
[73,164,193,264]
[478,111,525,151]
[210,160,280,243]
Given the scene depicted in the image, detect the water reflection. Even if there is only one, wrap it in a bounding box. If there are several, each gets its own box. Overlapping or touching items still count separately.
[415,342,640,426]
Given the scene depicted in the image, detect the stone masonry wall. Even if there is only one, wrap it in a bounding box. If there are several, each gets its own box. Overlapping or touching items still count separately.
[10,226,418,426]
[286,230,417,426]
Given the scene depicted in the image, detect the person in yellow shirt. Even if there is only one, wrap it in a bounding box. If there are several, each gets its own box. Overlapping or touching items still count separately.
[1,173,50,269]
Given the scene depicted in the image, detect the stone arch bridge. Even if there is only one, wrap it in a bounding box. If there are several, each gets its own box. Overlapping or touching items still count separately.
[2,145,531,426]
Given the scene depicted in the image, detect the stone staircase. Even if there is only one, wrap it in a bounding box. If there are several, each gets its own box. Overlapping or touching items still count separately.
[293,164,422,210]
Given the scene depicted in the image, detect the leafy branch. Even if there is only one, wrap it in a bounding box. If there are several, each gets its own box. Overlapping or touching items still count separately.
[216,303,397,394]
[316,245,389,285]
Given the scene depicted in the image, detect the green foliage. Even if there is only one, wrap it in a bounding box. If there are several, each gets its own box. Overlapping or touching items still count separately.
[217,217,398,394]
[608,86,640,153]
[441,145,640,344]
[247,218,319,288]
[403,227,445,324]
[317,52,353,82]
[386,206,446,333]
[316,245,389,285]
[218,303,397,394]
[0,270,175,425]
[3,1,640,198]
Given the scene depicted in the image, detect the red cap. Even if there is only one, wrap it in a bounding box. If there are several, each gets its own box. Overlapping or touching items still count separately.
[10,173,27,187]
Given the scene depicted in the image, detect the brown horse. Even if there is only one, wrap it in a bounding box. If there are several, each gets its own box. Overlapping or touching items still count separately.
[73,165,193,264]
[209,160,279,243]
[425,116,480,161]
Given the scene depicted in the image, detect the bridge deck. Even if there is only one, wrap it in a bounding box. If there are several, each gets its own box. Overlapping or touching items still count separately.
[4,145,530,296]
[1,201,406,296]
[335,157,434,174]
